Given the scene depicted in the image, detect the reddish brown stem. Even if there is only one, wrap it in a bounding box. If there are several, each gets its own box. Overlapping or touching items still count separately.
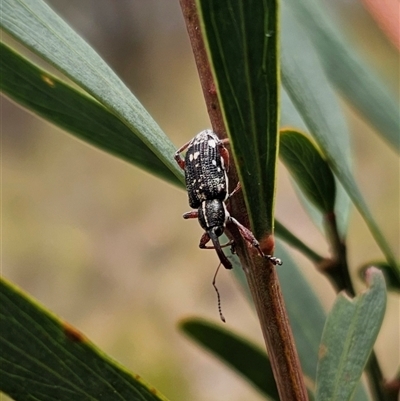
[179,1,308,400]
[178,0,227,139]
[242,244,309,401]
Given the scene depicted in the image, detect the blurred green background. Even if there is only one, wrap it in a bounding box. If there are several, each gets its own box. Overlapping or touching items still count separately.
[1,1,398,400]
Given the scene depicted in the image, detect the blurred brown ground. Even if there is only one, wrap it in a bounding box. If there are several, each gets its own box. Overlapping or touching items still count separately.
[1,1,399,400]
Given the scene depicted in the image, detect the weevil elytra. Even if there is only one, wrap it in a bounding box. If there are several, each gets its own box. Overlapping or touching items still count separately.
[174,129,282,269]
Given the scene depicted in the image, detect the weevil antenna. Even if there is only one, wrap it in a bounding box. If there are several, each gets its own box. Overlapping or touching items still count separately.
[212,262,226,323]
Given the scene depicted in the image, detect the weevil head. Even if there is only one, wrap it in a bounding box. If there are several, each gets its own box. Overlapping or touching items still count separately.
[198,199,232,270]
[198,199,229,236]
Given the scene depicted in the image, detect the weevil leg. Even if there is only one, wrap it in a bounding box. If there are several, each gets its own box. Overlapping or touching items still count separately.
[228,182,241,198]
[182,210,198,219]
[198,232,233,270]
[268,256,283,266]
[229,216,282,266]
[199,232,234,249]
[174,140,192,170]
[219,144,230,172]
[229,216,263,255]
[198,232,212,248]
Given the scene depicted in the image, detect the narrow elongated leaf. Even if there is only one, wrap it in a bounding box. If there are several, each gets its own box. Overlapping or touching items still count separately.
[0,278,169,401]
[284,0,400,151]
[280,129,336,214]
[0,0,182,182]
[315,268,387,401]
[180,319,321,400]
[281,86,308,131]
[196,0,279,238]
[281,88,350,238]
[179,318,279,400]
[281,4,399,277]
[275,220,323,263]
[0,43,181,186]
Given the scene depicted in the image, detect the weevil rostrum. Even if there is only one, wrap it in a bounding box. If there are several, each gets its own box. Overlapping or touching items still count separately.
[174,129,282,270]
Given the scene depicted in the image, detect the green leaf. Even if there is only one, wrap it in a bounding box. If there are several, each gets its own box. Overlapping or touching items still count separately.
[280,89,350,238]
[281,3,399,276]
[281,87,308,131]
[283,0,400,151]
[275,220,323,263]
[315,268,387,401]
[196,0,279,237]
[279,129,336,214]
[179,318,279,401]
[0,43,181,186]
[0,278,169,401]
[0,0,182,183]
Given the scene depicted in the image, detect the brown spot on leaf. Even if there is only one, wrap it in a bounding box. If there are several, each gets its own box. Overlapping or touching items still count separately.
[63,322,85,342]
[318,343,328,359]
[41,74,55,87]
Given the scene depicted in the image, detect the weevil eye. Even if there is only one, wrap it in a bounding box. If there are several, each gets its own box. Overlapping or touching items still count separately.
[213,226,224,237]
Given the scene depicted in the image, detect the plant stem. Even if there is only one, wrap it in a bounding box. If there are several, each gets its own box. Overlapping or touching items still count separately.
[240,241,309,401]
[179,1,308,399]
[322,212,354,295]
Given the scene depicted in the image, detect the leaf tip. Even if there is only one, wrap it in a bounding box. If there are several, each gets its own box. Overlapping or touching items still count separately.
[364,266,385,289]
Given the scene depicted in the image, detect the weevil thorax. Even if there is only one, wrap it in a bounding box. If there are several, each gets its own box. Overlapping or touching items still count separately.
[198,199,230,237]
[184,130,229,209]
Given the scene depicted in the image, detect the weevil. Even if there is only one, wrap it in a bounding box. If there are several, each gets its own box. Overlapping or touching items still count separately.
[174,129,282,269]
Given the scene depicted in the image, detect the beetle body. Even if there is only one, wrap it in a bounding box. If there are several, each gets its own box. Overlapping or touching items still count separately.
[183,130,229,208]
[175,130,232,267]
[174,130,281,270]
